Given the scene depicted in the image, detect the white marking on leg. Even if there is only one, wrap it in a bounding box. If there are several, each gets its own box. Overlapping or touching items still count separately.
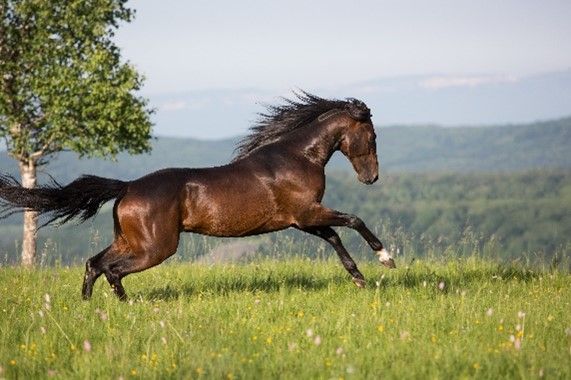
[376,248,393,263]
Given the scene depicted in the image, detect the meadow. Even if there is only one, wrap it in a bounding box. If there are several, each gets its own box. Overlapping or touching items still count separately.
[1,258,570,379]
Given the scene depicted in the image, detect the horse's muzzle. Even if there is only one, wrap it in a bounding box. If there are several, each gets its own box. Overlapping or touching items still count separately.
[360,173,379,185]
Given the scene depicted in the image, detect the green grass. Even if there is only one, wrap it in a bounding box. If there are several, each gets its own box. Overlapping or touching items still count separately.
[1,258,570,379]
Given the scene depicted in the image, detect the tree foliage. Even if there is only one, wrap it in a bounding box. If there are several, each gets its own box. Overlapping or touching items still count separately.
[0,0,152,165]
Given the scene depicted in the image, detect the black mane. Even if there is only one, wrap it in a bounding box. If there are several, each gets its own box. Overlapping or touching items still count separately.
[233,91,371,161]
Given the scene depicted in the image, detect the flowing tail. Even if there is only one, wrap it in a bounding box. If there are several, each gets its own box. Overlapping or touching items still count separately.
[0,174,129,226]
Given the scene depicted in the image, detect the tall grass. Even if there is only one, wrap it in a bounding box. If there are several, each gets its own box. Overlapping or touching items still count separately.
[1,257,570,379]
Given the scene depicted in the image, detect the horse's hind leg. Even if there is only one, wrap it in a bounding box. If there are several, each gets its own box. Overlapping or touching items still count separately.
[82,246,110,300]
[93,235,180,301]
[81,241,135,300]
[102,253,148,301]
[299,226,367,288]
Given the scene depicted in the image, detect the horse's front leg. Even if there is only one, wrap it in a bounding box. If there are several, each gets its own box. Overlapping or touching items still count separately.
[299,226,366,287]
[297,205,396,268]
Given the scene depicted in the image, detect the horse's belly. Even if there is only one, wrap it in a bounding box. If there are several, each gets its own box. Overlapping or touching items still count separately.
[183,206,290,237]
[181,183,292,237]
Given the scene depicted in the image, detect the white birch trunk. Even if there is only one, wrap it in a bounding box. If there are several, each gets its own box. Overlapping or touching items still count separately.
[19,161,38,267]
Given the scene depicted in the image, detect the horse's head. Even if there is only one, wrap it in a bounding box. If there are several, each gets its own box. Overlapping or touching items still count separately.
[338,99,379,185]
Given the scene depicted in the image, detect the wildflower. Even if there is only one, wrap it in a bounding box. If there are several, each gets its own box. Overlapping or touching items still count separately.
[95,308,108,321]
[44,293,51,304]
[83,340,92,353]
[314,336,322,346]
[438,281,445,291]
[473,362,480,370]
[346,365,355,374]
[539,368,544,377]
[514,338,522,350]
[38,310,44,318]
[254,299,261,305]
[517,311,526,319]
[377,324,385,333]
[161,336,167,345]
[40,326,47,334]
[153,307,160,313]
[547,315,554,322]
[306,328,314,338]
[486,308,494,317]
[400,331,411,341]
[159,320,165,328]
[130,368,137,376]
[9,360,16,366]
[288,342,298,352]
[422,281,427,288]
[336,347,344,355]
[47,369,57,377]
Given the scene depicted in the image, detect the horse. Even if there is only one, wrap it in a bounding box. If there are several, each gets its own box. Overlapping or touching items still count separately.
[0,92,395,300]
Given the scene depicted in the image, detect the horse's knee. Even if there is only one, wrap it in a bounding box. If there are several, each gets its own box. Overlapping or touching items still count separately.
[347,215,364,229]
[85,258,98,276]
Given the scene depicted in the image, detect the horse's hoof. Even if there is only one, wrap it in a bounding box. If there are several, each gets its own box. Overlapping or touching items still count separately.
[381,258,396,269]
[352,277,366,288]
[376,249,396,268]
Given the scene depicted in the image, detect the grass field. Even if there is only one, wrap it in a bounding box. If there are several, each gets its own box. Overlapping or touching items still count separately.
[0,258,570,379]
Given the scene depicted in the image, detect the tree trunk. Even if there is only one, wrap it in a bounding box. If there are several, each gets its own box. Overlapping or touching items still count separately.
[19,161,38,267]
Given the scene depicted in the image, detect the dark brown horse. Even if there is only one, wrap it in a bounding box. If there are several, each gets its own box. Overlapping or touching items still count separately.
[0,92,395,300]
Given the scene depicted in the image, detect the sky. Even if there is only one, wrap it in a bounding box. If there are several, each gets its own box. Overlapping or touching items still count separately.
[113,0,571,138]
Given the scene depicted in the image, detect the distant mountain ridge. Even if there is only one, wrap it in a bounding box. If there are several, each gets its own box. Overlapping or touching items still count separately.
[151,70,571,139]
[0,117,570,183]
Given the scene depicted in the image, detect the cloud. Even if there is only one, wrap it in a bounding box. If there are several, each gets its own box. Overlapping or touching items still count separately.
[419,75,518,89]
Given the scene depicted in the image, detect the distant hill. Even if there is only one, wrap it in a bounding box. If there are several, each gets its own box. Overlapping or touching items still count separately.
[1,117,570,183]
[150,70,571,139]
[1,117,570,266]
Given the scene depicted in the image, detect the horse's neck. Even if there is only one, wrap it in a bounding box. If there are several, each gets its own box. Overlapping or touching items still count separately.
[290,121,342,167]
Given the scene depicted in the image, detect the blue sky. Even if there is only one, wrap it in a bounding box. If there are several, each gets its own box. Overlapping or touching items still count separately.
[114,0,571,138]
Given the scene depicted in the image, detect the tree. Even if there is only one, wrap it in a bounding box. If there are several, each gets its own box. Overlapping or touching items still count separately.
[0,0,153,266]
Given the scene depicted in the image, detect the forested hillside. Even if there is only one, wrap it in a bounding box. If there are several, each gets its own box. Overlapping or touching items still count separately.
[1,117,570,182]
[0,118,570,265]
[0,171,568,265]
